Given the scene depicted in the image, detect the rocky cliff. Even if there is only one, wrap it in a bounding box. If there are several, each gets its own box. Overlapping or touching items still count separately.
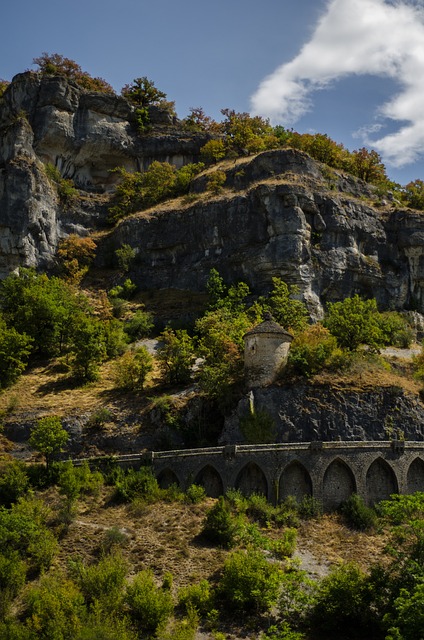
[0,72,208,276]
[2,71,424,321]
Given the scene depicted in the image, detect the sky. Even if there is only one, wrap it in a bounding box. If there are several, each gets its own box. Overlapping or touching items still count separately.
[2,0,424,185]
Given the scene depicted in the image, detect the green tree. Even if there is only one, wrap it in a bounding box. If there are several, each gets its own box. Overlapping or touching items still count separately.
[140,161,176,207]
[324,295,384,351]
[121,77,167,107]
[264,278,308,333]
[308,562,378,639]
[0,316,32,388]
[157,327,195,385]
[115,244,136,272]
[0,269,88,356]
[403,179,424,210]
[0,460,29,507]
[200,139,226,164]
[29,416,69,469]
[70,315,107,381]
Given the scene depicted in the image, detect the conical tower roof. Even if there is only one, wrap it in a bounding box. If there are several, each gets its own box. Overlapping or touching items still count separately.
[243,312,293,339]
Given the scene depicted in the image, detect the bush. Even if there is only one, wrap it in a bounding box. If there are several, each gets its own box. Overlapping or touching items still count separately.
[288,324,339,377]
[24,571,85,639]
[69,553,128,612]
[178,579,213,616]
[0,460,29,507]
[185,484,206,504]
[115,244,136,272]
[123,310,154,340]
[100,526,129,555]
[240,409,276,444]
[308,562,377,638]
[125,569,173,632]
[340,493,377,531]
[201,497,237,548]
[206,170,226,194]
[272,528,297,559]
[58,461,104,501]
[112,347,153,391]
[0,551,27,619]
[218,548,283,613]
[113,467,160,503]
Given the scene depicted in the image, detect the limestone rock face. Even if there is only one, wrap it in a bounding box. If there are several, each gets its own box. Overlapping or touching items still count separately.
[99,148,424,317]
[0,72,208,276]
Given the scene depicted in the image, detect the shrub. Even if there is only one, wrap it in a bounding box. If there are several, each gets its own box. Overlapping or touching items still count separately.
[308,562,377,638]
[178,579,213,616]
[44,162,78,206]
[58,461,104,501]
[200,139,226,164]
[324,295,384,352]
[272,527,297,559]
[86,407,113,429]
[0,550,27,619]
[340,493,377,531]
[157,327,195,385]
[100,526,129,555]
[201,497,237,548]
[206,170,226,194]
[123,309,154,340]
[34,53,113,93]
[114,467,160,503]
[185,484,206,504]
[218,548,283,613]
[69,553,128,612]
[125,569,173,632]
[112,347,153,392]
[245,493,275,526]
[261,622,306,639]
[288,324,339,377]
[0,460,29,507]
[240,409,276,444]
[24,571,85,639]
[115,244,136,272]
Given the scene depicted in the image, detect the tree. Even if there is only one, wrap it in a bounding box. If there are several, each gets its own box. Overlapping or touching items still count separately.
[125,569,173,633]
[220,108,275,155]
[324,295,384,351]
[33,53,113,93]
[121,77,167,107]
[70,315,107,381]
[0,269,89,356]
[0,80,9,98]
[403,179,424,210]
[0,316,32,388]
[207,170,226,194]
[115,244,136,272]
[183,107,218,132]
[157,328,195,385]
[349,147,387,184]
[264,278,308,333]
[200,139,226,164]
[29,416,69,469]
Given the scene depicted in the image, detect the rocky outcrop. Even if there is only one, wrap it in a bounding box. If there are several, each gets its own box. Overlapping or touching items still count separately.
[98,149,424,318]
[0,72,209,276]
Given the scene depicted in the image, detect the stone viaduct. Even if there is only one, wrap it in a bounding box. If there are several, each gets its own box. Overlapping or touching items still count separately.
[98,440,424,510]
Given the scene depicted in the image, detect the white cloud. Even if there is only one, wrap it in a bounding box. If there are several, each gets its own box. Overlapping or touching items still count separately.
[250,0,424,167]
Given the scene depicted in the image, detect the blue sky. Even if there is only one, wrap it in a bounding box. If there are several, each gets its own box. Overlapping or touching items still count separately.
[2,0,424,185]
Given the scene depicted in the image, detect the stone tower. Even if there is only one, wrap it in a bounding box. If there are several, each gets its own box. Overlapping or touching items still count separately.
[243,312,293,388]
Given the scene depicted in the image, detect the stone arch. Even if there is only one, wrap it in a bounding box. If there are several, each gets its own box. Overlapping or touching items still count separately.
[279,461,312,503]
[366,458,398,505]
[235,462,268,497]
[407,457,424,493]
[323,458,356,511]
[195,465,224,498]
[157,468,180,489]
